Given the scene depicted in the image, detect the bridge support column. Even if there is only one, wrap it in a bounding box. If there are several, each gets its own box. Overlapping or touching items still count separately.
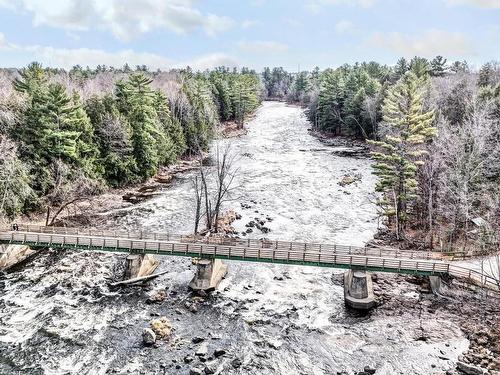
[189,258,227,292]
[344,270,376,310]
[124,254,158,280]
[429,276,442,294]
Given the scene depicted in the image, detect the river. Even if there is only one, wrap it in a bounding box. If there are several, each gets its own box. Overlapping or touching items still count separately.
[0,102,469,375]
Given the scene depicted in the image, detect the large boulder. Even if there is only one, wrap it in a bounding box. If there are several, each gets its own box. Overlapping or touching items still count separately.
[0,245,36,271]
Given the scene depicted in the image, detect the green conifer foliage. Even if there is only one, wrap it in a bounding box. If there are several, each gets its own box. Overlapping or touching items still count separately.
[85,95,137,186]
[124,73,162,178]
[369,72,436,239]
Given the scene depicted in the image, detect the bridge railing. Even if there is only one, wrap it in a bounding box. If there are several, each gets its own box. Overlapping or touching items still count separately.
[2,224,466,261]
[0,230,452,272]
[1,229,498,292]
[448,265,500,292]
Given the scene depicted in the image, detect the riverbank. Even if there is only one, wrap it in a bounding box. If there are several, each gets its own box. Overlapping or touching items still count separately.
[308,130,370,157]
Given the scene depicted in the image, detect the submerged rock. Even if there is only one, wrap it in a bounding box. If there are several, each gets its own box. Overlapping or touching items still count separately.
[146,290,167,304]
[142,328,156,345]
[231,358,242,368]
[195,342,209,357]
[203,361,217,374]
[150,317,172,338]
[268,339,282,349]
[213,348,226,358]
[338,173,362,187]
[456,361,487,375]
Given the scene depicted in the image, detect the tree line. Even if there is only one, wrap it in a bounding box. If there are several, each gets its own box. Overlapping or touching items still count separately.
[0,63,261,220]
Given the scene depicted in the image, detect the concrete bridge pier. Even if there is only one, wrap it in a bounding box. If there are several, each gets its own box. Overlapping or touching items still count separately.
[344,269,376,310]
[429,275,442,294]
[189,258,228,292]
[124,254,158,279]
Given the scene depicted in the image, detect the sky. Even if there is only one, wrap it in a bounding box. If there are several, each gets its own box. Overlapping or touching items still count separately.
[0,0,498,71]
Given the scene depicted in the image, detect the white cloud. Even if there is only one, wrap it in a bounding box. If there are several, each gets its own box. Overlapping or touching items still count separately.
[366,29,475,57]
[0,34,237,71]
[307,0,375,12]
[174,53,239,70]
[1,0,235,41]
[335,20,354,34]
[241,19,257,29]
[237,40,289,54]
[24,46,174,70]
[443,0,500,8]
[0,32,15,49]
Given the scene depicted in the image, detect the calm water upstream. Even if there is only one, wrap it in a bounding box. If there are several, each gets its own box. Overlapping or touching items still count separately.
[0,102,468,375]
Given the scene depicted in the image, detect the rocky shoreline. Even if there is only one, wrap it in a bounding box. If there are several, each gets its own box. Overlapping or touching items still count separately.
[307,130,370,157]
[364,228,500,374]
[372,272,499,374]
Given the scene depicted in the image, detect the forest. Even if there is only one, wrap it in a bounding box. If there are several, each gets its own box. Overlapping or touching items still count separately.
[260,57,500,253]
[1,57,499,253]
[0,64,260,220]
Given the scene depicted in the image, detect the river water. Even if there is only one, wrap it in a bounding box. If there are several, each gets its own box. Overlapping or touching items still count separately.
[0,102,468,375]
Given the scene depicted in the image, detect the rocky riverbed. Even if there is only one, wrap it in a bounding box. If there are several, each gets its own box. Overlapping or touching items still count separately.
[0,102,498,375]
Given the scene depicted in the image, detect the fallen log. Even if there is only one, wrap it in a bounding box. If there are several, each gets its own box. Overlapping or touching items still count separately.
[109,270,169,287]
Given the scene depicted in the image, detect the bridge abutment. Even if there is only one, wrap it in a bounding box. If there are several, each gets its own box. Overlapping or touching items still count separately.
[344,269,376,310]
[189,258,227,292]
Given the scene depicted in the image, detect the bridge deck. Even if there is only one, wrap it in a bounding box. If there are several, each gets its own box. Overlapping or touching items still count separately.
[0,226,498,292]
[10,224,467,260]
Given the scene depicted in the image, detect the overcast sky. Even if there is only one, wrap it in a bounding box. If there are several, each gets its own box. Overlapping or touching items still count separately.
[0,0,498,71]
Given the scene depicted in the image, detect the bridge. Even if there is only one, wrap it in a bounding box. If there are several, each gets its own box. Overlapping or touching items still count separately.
[1,224,498,308]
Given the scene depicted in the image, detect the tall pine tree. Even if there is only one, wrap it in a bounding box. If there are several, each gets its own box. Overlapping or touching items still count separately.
[369,72,436,239]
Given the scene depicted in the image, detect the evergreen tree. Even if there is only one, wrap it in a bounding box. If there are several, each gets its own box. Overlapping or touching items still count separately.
[153,91,179,164]
[369,72,436,239]
[85,95,137,186]
[123,73,161,178]
[14,65,100,194]
[317,69,345,133]
[393,57,409,81]
[289,71,309,102]
[450,60,470,74]
[478,63,494,87]
[0,137,35,218]
[430,55,447,77]
[409,57,430,78]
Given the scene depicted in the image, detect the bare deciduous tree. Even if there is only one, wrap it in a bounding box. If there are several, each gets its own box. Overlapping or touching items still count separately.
[191,143,238,234]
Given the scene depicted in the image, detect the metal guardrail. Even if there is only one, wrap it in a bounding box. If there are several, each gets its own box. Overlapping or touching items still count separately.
[0,230,452,275]
[4,224,465,260]
[1,225,497,291]
[448,264,499,291]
